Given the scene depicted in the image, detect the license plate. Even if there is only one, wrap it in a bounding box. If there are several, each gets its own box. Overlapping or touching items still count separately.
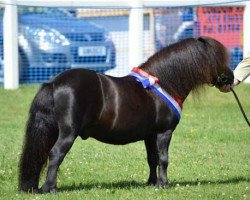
[78,46,106,57]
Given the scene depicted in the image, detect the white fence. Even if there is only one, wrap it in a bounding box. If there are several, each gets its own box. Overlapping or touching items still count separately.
[1,0,250,89]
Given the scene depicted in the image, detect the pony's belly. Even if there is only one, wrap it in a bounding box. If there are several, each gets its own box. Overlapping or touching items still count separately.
[81,125,152,145]
[93,135,144,145]
[91,132,146,145]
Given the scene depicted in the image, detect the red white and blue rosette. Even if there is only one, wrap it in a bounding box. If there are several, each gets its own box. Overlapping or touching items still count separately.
[129,67,182,120]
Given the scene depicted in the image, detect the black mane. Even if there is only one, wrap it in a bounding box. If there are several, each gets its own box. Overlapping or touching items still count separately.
[141,37,230,100]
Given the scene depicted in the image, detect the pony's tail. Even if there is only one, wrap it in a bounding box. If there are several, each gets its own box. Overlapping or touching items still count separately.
[19,83,58,192]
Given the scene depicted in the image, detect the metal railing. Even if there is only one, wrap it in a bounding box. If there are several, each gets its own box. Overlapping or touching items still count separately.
[1,0,249,89]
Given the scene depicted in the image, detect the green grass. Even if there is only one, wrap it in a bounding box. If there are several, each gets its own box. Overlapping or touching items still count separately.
[0,84,249,200]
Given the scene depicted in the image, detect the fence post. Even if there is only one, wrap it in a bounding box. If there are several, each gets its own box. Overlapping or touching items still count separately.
[129,0,143,68]
[243,1,250,58]
[243,1,250,83]
[3,0,19,89]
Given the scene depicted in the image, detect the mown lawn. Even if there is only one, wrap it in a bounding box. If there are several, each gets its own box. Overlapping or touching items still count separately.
[0,84,249,200]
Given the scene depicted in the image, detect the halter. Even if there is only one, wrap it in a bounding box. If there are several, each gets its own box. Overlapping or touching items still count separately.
[129,67,182,120]
[213,72,233,87]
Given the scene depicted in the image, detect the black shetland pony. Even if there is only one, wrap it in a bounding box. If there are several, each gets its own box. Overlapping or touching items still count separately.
[19,37,233,193]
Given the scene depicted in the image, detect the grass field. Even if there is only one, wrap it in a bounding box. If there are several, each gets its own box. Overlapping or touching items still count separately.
[0,84,249,200]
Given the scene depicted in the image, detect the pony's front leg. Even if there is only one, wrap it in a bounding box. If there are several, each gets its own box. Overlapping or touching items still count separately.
[144,135,158,185]
[156,130,173,188]
[40,130,76,193]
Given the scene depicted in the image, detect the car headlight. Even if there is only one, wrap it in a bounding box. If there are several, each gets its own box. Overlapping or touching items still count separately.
[27,27,70,50]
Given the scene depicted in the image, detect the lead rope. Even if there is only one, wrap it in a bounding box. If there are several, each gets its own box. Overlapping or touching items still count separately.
[230,87,250,127]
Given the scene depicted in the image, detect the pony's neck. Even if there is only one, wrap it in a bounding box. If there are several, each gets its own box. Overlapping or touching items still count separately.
[140,65,192,102]
[138,37,231,102]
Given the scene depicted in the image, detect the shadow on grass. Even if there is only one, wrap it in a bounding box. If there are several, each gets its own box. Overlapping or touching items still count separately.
[58,176,250,192]
[58,180,145,192]
[170,176,250,187]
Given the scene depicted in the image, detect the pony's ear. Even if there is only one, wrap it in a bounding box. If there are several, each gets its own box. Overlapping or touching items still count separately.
[197,37,207,44]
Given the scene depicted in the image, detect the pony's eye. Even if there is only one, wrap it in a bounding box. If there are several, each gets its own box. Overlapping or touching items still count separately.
[221,74,229,83]
[222,78,227,83]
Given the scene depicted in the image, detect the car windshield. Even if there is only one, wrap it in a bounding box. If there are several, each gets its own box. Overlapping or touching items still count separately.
[18,7,71,17]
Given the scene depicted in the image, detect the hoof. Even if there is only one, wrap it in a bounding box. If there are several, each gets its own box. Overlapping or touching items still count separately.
[19,186,39,193]
[147,179,157,186]
[156,181,169,189]
[32,188,39,194]
[49,188,57,194]
[40,185,57,194]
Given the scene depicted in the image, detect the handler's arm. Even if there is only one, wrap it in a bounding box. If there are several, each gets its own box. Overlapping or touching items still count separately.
[219,56,250,92]
[234,56,250,84]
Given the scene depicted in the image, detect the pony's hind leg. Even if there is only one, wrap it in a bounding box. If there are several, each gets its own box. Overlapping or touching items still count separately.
[156,130,173,188]
[40,126,77,193]
[144,135,158,185]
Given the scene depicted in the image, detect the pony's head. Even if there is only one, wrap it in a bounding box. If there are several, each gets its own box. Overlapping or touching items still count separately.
[197,37,234,88]
[141,36,234,100]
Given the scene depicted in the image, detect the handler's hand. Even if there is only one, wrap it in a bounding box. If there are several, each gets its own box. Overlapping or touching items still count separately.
[233,78,240,86]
